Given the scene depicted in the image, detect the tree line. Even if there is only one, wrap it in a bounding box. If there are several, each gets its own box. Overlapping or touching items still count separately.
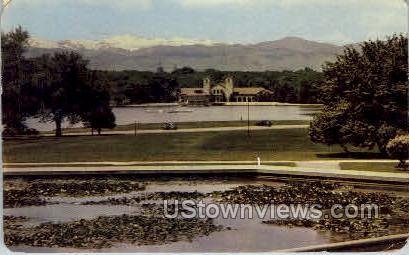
[99,67,324,105]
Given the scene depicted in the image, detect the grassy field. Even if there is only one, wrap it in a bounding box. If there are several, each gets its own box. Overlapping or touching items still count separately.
[339,162,402,172]
[44,120,311,134]
[3,128,382,163]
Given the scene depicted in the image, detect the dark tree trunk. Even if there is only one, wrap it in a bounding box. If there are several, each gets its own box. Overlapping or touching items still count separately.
[377,142,387,156]
[55,118,62,137]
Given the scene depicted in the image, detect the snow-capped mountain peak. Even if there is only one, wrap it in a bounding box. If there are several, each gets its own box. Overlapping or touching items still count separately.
[29,34,219,51]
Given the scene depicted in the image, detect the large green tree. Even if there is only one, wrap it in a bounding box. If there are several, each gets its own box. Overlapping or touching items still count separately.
[81,71,116,135]
[37,52,94,136]
[1,26,39,132]
[310,34,408,154]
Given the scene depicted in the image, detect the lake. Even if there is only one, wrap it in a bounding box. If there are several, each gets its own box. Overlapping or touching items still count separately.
[26,105,319,132]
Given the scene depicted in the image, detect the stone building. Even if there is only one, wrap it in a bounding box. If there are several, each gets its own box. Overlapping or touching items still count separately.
[180,76,272,105]
[179,88,210,106]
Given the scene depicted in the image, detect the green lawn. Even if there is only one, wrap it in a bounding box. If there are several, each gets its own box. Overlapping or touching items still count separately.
[340,162,403,172]
[44,120,311,134]
[3,128,380,163]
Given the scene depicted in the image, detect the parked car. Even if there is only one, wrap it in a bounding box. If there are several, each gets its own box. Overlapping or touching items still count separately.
[256,120,273,127]
[25,128,40,135]
[163,122,178,130]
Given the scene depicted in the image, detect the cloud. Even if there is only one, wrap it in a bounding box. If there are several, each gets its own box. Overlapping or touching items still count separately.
[81,0,152,9]
[6,0,153,10]
[176,0,259,8]
[174,0,407,44]
[7,0,405,11]
[3,0,406,45]
[175,0,406,9]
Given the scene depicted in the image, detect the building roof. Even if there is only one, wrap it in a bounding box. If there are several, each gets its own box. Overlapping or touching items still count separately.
[233,87,271,95]
[180,88,210,96]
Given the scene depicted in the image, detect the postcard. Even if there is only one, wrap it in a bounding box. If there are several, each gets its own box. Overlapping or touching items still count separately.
[1,0,408,253]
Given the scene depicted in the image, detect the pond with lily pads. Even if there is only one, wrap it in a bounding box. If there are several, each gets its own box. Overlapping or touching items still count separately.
[4,175,409,252]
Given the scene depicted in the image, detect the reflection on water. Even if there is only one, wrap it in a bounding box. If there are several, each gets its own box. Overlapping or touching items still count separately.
[11,224,329,253]
[25,105,319,131]
[4,204,139,226]
[113,219,328,253]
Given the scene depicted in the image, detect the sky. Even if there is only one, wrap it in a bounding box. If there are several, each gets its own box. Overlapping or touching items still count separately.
[1,0,408,45]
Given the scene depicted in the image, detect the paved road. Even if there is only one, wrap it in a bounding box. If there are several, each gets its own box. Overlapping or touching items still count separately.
[3,159,398,167]
[296,161,342,170]
[3,163,408,183]
[43,124,309,136]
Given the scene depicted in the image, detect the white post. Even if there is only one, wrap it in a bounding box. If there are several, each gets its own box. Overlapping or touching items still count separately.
[257,157,261,166]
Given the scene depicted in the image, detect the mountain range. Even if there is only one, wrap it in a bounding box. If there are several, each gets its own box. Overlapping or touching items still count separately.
[27,35,347,71]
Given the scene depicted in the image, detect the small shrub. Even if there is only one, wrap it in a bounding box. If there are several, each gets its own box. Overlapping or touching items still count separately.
[386,135,409,169]
[2,127,39,137]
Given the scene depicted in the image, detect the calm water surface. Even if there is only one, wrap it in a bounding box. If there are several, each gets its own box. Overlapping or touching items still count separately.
[25,105,319,131]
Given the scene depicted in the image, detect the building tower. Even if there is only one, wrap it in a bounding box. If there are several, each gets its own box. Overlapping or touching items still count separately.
[224,76,234,101]
[203,77,211,93]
